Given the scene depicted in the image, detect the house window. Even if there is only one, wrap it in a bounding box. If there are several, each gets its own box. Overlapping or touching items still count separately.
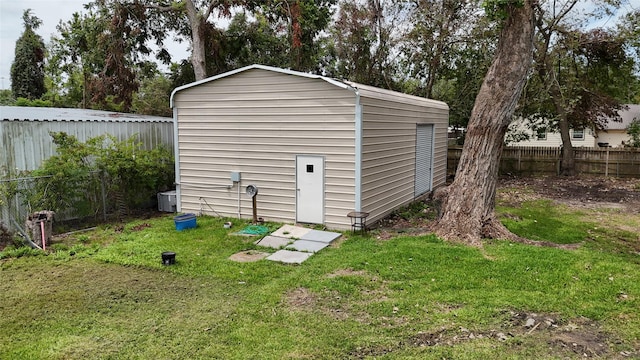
[535,128,547,140]
[572,128,584,140]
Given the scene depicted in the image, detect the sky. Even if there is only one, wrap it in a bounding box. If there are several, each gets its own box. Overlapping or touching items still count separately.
[0,0,189,90]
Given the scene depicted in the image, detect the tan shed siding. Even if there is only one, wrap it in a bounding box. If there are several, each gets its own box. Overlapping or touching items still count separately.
[357,87,449,225]
[174,69,357,230]
[431,115,449,189]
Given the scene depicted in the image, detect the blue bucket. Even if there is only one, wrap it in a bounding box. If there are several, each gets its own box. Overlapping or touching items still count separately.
[174,213,196,231]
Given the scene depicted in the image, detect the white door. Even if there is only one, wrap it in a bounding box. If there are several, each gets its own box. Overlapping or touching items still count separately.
[296,155,324,224]
[415,124,434,196]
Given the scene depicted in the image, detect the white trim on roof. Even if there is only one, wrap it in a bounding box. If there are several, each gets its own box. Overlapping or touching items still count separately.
[0,106,172,123]
[170,64,352,108]
[169,64,449,111]
[344,81,449,110]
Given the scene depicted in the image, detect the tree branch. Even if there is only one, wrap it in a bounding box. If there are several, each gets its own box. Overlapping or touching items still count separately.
[145,4,177,12]
[203,0,220,21]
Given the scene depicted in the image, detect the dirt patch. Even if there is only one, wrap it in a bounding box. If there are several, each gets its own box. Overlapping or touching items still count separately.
[130,223,151,232]
[374,175,640,242]
[508,312,616,358]
[351,310,637,359]
[325,268,368,278]
[374,201,438,238]
[228,250,270,263]
[283,282,386,323]
[0,222,17,251]
[284,287,318,310]
[552,331,609,358]
[499,175,640,212]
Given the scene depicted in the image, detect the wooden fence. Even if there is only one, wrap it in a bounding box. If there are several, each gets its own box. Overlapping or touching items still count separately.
[448,146,640,177]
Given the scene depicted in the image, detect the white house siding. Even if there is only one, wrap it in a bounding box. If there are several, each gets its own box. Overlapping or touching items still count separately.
[173,69,358,229]
[595,105,640,147]
[354,85,449,224]
[512,130,596,148]
[594,130,631,148]
[507,118,597,147]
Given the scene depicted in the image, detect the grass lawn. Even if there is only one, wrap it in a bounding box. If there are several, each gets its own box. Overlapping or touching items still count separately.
[1,199,639,359]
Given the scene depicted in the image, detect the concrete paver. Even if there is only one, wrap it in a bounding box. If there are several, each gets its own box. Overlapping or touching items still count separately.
[286,240,330,253]
[300,229,342,243]
[256,235,291,249]
[271,224,311,239]
[266,250,313,264]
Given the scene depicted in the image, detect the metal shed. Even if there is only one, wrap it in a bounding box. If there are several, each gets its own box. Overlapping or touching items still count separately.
[1,106,174,171]
[170,64,449,230]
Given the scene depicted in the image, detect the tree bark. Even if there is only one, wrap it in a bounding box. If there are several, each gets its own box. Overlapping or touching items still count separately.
[185,0,208,81]
[533,0,580,176]
[432,1,535,245]
[557,109,576,176]
[539,55,576,176]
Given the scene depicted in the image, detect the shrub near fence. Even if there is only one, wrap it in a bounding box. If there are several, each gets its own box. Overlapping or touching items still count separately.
[448,146,640,177]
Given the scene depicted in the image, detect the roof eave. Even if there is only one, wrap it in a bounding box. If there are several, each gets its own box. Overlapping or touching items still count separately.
[169,64,352,108]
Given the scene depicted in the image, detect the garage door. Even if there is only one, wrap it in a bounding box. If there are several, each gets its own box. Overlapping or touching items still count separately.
[415,124,434,197]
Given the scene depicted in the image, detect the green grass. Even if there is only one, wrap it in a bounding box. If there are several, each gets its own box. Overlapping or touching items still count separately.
[497,200,590,244]
[1,207,639,359]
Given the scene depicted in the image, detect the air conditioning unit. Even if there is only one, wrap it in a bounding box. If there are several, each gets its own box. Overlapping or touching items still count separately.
[157,190,177,212]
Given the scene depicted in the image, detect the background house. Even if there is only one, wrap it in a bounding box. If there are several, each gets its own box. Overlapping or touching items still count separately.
[594,104,639,147]
[506,119,596,147]
[171,64,449,230]
[506,105,639,148]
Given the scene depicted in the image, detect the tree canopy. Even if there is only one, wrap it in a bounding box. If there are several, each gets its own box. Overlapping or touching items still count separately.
[515,0,639,175]
[11,10,46,100]
[7,0,638,129]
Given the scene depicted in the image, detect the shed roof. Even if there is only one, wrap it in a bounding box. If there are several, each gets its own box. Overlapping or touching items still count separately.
[170,64,448,110]
[0,106,172,123]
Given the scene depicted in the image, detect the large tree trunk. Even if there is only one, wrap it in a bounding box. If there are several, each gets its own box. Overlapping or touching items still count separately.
[432,1,535,245]
[549,78,575,176]
[546,57,576,176]
[185,0,208,81]
[557,115,576,176]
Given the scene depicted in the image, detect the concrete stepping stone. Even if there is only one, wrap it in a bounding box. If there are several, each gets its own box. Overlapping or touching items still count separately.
[286,240,330,253]
[271,224,311,239]
[300,229,342,243]
[256,235,291,249]
[266,250,313,264]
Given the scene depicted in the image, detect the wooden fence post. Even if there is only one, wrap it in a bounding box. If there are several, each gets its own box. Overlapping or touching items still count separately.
[518,148,522,172]
[605,148,609,177]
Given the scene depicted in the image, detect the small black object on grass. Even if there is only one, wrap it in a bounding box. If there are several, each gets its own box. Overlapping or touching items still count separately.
[162,251,176,265]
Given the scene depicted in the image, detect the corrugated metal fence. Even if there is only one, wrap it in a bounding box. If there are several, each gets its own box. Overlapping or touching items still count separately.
[448,146,640,177]
[1,117,174,171]
[1,108,174,231]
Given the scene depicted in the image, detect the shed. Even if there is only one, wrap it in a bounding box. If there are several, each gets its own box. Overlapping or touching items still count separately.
[1,106,174,171]
[170,65,449,230]
[1,106,174,231]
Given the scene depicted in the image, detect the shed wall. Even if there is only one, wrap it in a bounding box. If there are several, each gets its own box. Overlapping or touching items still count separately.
[358,89,448,224]
[173,69,357,229]
[1,119,174,171]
